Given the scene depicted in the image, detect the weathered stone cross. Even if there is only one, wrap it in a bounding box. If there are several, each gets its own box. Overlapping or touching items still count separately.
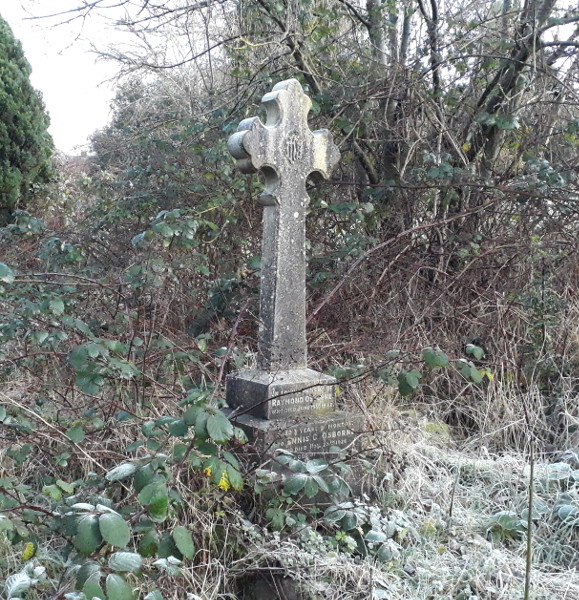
[225,80,359,456]
[228,79,340,371]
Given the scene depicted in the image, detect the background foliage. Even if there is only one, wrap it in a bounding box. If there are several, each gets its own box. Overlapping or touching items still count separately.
[1,0,579,598]
[0,13,53,226]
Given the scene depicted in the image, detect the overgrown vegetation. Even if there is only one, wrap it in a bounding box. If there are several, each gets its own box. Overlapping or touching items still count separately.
[1,0,579,598]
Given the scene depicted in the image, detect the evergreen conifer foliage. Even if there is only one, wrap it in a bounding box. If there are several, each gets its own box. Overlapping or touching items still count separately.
[0,14,53,225]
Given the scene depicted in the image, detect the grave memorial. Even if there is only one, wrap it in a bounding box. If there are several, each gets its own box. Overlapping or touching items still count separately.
[225,79,361,455]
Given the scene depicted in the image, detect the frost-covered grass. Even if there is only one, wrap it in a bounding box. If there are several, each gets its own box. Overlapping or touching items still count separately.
[2,380,579,600]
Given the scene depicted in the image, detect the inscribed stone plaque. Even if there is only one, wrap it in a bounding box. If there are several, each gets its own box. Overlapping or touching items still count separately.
[231,412,363,456]
[226,368,336,420]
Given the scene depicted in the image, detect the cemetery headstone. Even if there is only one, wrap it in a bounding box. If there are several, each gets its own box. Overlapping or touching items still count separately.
[226,79,361,455]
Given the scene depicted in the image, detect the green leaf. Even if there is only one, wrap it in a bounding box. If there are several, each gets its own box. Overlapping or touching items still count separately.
[144,592,165,600]
[206,411,234,443]
[495,114,520,130]
[134,465,155,492]
[172,525,195,559]
[167,418,188,437]
[397,369,422,396]
[49,298,65,315]
[365,529,388,543]
[312,475,330,493]
[194,410,209,438]
[108,551,143,572]
[457,359,483,382]
[225,464,244,491]
[105,462,139,482]
[0,406,6,421]
[138,530,159,557]
[83,575,106,600]
[183,405,201,426]
[66,426,85,443]
[56,479,74,494]
[0,263,15,284]
[74,514,102,555]
[305,459,328,474]
[284,473,308,496]
[106,573,135,600]
[138,482,169,523]
[75,562,101,590]
[303,477,319,498]
[557,505,579,522]
[157,532,182,559]
[0,515,14,532]
[469,367,484,383]
[422,347,449,367]
[69,346,90,370]
[466,344,485,360]
[75,373,105,395]
[99,512,131,548]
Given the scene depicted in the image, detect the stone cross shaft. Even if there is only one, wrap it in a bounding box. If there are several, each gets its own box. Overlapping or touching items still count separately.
[228,79,340,371]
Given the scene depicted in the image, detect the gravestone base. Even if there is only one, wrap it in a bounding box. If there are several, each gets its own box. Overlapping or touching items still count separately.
[229,410,363,457]
[226,368,337,420]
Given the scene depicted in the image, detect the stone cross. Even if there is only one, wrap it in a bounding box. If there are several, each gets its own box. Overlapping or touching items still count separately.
[225,80,360,456]
[228,79,340,371]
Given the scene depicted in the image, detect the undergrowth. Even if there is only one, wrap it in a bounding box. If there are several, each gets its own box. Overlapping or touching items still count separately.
[1,179,578,599]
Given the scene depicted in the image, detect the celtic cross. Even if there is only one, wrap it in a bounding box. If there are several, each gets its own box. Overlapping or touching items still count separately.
[228,79,340,371]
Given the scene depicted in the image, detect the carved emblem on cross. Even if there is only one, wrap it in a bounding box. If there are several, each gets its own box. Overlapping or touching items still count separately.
[228,79,340,371]
[228,79,340,206]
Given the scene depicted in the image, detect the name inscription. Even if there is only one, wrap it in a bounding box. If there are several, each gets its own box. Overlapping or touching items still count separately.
[269,389,334,418]
[276,419,356,454]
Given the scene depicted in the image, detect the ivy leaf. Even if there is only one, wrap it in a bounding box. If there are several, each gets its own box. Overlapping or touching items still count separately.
[422,347,449,367]
[106,573,135,600]
[0,263,15,283]
[172,526,195,560]
[99,512,131,548]
[206,411,233,443]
